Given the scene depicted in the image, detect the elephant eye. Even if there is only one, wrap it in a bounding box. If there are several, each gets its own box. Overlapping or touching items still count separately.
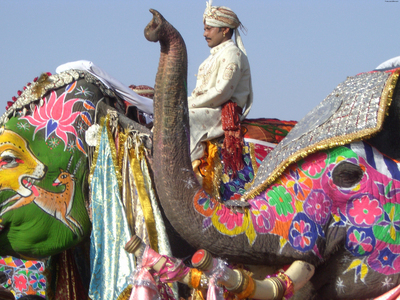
[332,161,364,188]
[0,151,23,168]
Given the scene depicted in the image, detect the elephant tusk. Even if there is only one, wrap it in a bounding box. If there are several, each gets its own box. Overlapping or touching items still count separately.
[191,249,315,300]
[125,235,192,286]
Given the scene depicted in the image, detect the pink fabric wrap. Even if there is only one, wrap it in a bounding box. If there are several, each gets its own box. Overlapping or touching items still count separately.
[205,258,228,300]
[207,277,225,300]
[129,246,190,300]
[374,285,400,300]
[129,267,160,300]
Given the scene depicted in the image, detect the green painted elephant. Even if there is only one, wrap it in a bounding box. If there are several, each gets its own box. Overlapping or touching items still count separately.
[2,8,400,300]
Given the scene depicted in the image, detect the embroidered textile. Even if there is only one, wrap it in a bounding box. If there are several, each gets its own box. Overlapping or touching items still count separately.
[201,139,273,203]
[242,118,297,144]
[89,120,135,300]
[0,256,45,299]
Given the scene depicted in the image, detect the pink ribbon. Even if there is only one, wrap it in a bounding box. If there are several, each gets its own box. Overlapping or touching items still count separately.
[205,259,228,300]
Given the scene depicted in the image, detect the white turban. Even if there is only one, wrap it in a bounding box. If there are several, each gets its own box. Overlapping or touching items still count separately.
[203,0,247,55]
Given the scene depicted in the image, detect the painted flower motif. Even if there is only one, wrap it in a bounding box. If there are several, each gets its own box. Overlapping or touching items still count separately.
[215,205,244,231]
[21,89,87,154]
[346,227,375,256]
[267,185,294,219]
[289,213,317,252]
[301,152,327,177]
[249,198,276,233]
[373,203,400,244]
[13,274,28,292]
[304,190,332,225]
[281,166,313,201]
[198,195,215,211]
[29,273,46,289]
[193,190,217,217]
[347,194,383,227]
[368,243,400,275]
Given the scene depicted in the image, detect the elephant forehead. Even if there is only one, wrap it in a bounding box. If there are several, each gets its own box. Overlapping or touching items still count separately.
[0,130,28,148]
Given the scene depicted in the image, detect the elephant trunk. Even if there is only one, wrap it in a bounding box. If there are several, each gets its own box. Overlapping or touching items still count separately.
[146,10,292,265]
[145,10,205,247]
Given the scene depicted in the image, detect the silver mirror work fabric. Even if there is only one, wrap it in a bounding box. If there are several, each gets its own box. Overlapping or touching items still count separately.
[246,70,396,199]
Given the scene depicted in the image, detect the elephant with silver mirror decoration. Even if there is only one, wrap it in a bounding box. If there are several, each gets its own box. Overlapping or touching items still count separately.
[2,8,400,300]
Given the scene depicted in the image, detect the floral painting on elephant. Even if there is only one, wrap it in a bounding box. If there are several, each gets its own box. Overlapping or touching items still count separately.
[0,76,94,259]
[0,256,46,299]
[194,140,400,281]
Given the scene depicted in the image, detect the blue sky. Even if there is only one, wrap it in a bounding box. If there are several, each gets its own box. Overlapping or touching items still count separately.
[0,0,399,121]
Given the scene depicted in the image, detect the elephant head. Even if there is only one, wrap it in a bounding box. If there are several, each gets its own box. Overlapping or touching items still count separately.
[0,72,129,258]
[146,8,400,299]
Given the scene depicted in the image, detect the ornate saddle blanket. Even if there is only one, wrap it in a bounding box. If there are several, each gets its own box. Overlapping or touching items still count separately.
[200,118,297,202]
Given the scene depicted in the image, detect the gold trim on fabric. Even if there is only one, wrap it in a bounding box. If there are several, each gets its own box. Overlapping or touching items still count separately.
[121,131,135,235]
[249,142,258,175]
[203,140,223,201]
[89,117,106,185]
[118,131,127,174]
[129,146,159,252]
[244,70,400,200]
[106,118,123,191]
[116,285,132,300]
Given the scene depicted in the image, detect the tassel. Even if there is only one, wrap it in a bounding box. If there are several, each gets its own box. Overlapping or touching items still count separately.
[221,100,244,176]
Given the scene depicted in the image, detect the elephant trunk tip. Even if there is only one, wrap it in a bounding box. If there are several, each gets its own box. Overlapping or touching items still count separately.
[145,9,164,42]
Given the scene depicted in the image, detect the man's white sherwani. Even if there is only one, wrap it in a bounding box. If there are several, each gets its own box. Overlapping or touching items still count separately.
[189,39,253,161]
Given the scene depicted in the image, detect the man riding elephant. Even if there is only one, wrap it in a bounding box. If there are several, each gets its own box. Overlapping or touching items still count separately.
[189,1,253,169]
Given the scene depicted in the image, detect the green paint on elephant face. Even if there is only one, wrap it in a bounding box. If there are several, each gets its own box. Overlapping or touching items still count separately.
[0,92,91,258]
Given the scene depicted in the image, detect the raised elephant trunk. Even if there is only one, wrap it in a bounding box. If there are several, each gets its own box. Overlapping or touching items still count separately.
[145,10,206,247]
[145,10,286,264]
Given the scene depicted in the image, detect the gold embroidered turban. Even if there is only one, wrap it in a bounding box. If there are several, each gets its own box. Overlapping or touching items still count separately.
[203,0,247,55]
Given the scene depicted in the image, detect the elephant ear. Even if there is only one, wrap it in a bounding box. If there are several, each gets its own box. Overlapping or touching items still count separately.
[332,161,364,188]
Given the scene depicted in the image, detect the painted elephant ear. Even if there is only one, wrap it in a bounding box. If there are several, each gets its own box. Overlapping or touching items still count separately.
[332,161,364,188]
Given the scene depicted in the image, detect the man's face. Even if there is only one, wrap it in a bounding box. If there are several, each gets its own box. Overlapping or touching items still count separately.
[203,25,226,48]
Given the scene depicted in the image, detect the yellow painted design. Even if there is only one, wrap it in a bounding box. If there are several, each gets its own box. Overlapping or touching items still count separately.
[332,214,341,222]
[345,259,369,281]
[279,236,287,248]
[389,205,397,241]
[360,263,368,281]
[211,205,257,245]
[245,210,257,245]
[0,130,45,197]
[295,199,304,213]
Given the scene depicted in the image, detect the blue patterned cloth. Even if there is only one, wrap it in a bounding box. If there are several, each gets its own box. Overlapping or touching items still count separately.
[89,123,135,300]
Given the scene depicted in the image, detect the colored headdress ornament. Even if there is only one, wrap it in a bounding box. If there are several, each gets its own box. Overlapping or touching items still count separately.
[203,0,247,55]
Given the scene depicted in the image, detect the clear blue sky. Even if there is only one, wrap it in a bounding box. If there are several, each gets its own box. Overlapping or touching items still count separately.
[0,0,399,121]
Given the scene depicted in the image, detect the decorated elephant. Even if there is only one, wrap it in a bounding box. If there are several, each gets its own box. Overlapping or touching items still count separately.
[2,8,400,300]
[144,9,400,300]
